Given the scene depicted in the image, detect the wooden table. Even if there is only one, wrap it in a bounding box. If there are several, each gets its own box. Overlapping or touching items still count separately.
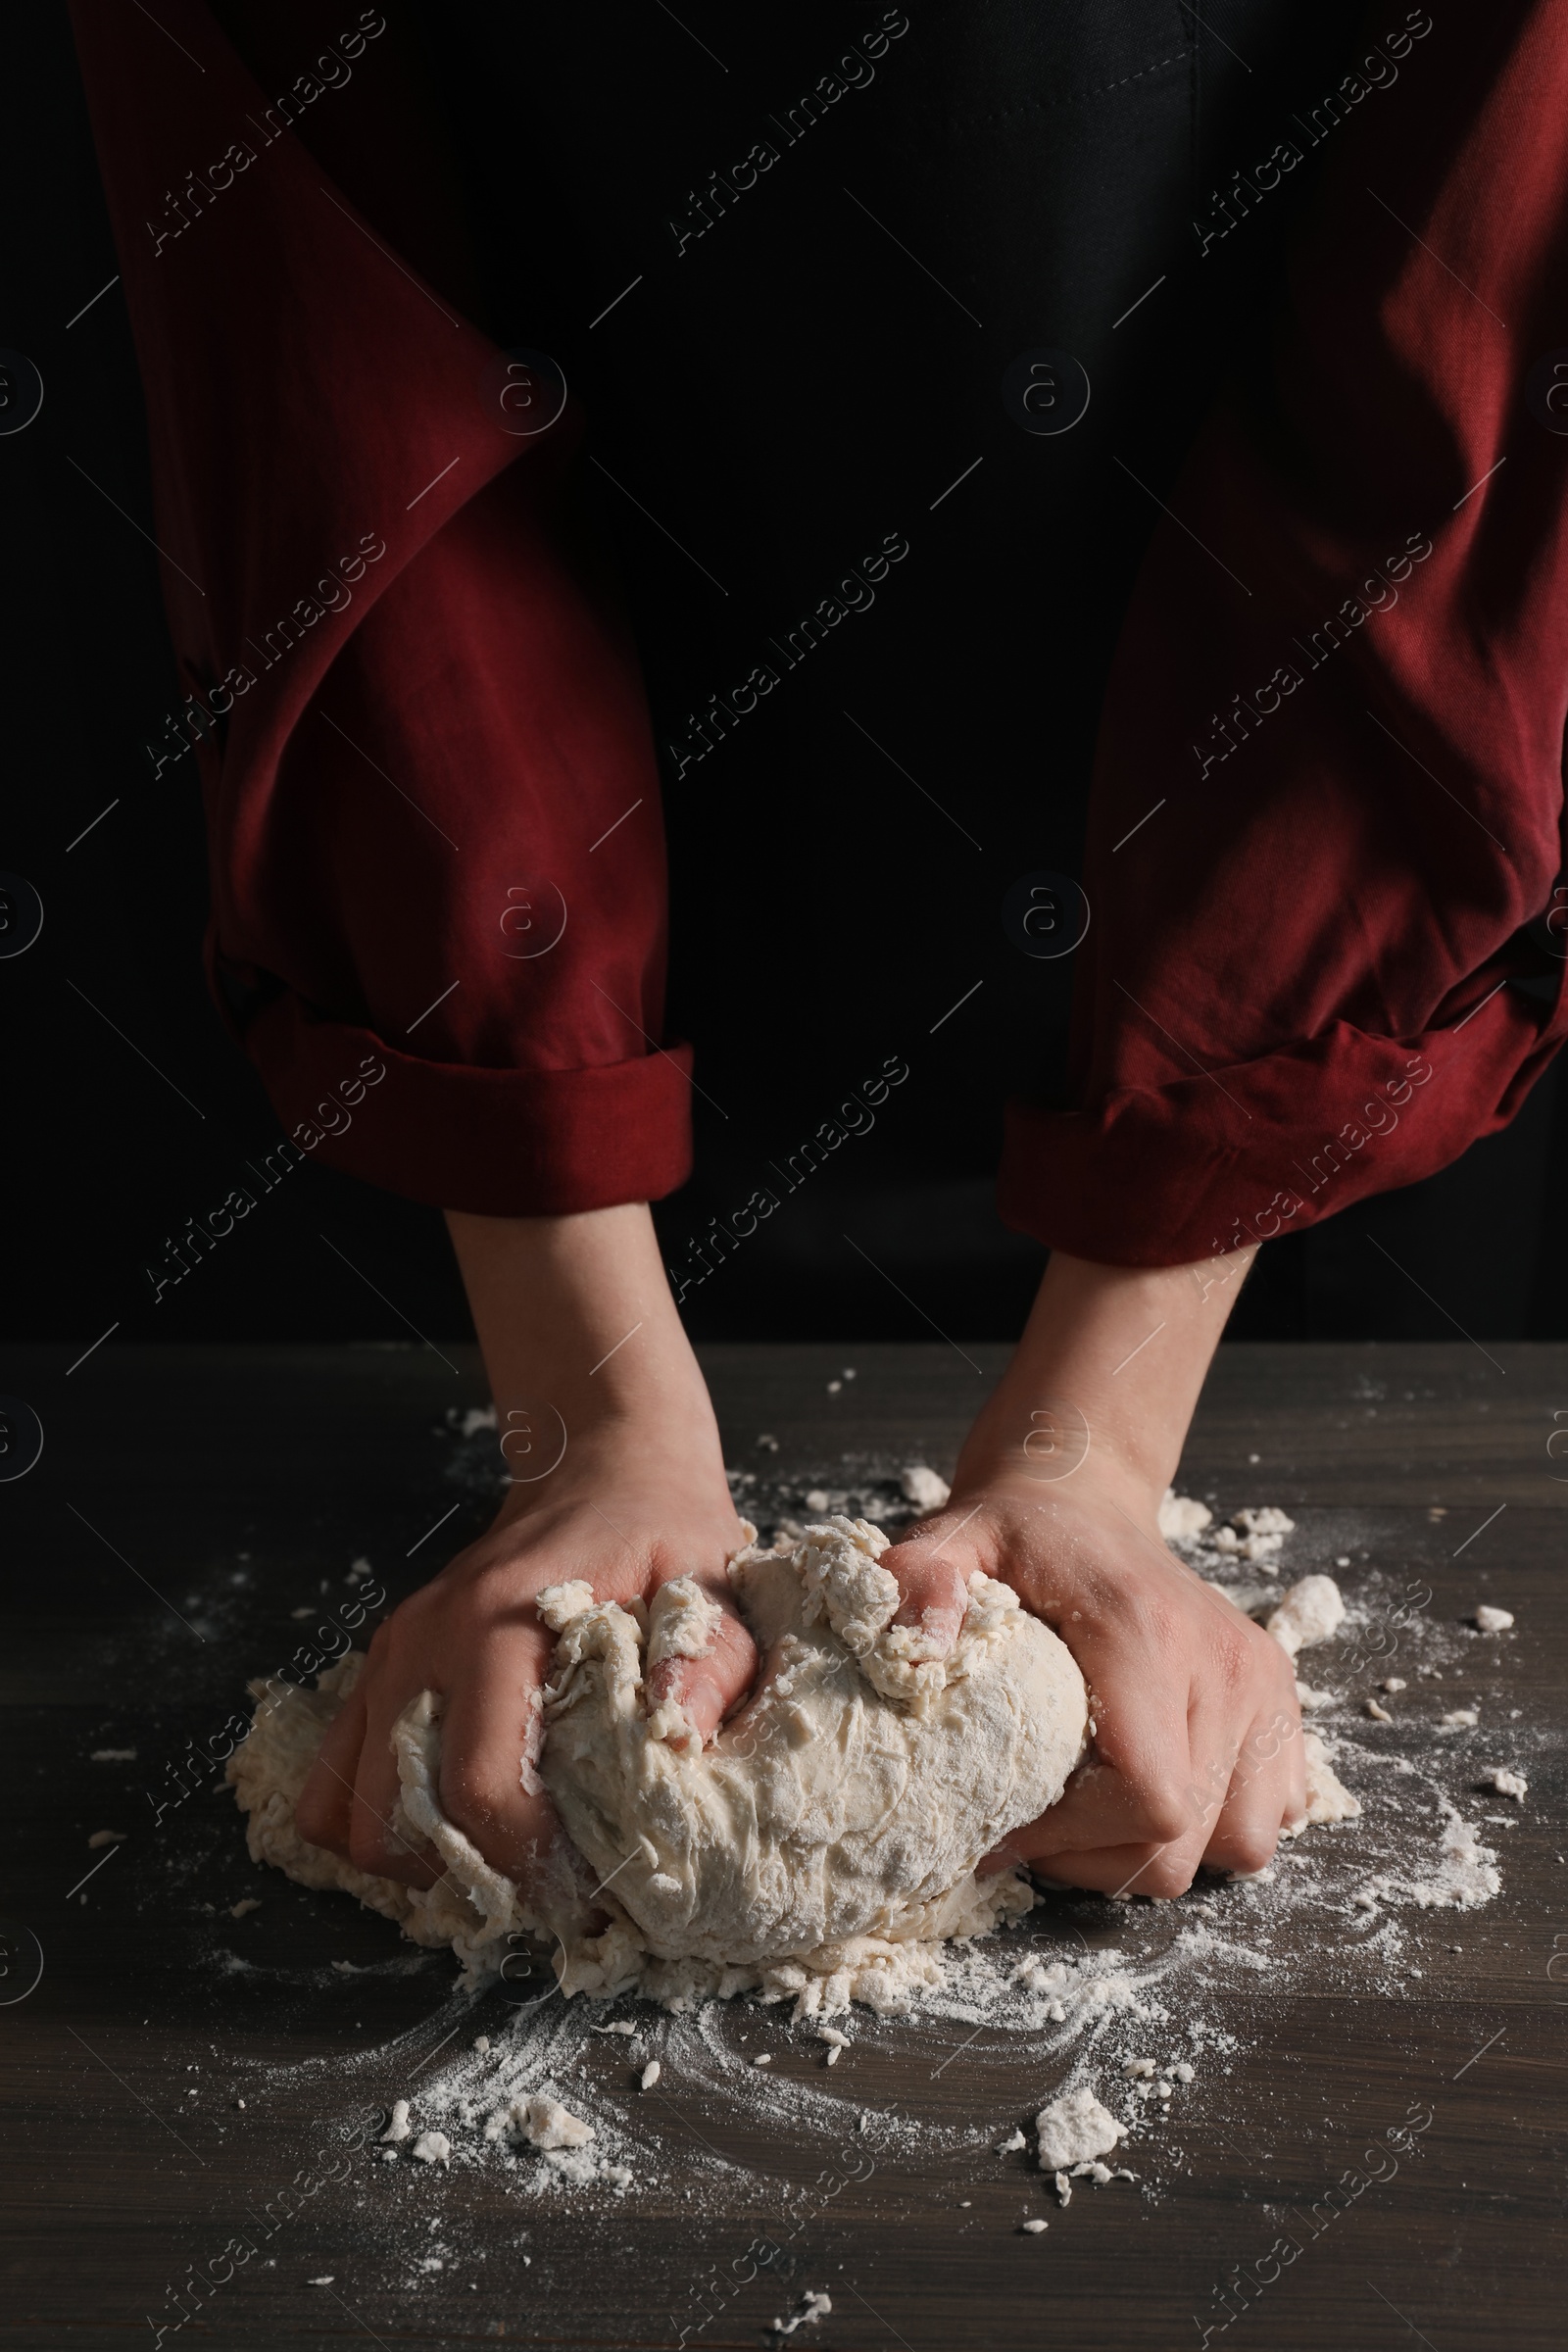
[1,1340,1562,2349]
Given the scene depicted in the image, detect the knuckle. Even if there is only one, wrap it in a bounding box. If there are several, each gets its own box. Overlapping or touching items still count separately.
[441,1762,513,1838]
[1211,1629,1255,1691]
[1138,1780,1198,1844]
[1141,1849,1199,1899]
[346,1819,394,1876]
[294,1785,335,1848]
[1221,1826,1280,1877]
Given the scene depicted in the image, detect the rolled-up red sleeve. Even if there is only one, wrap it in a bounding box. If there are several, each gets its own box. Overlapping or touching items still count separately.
[1002,2,1568,1266]
[69,0,691,1216]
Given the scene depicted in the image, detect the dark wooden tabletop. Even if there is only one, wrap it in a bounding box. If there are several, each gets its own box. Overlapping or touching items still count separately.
[1,1339,1562,2351]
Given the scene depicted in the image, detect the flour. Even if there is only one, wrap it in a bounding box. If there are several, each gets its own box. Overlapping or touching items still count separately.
[1212,1506,1297,1567]
[230,1517,1088,2019]
[217,1480,1524,2246]
[771,2288,832,2336]
[1157,1490,1212,1542]
[1265,1575,1347,1657]
[900,1464,952,1513]
[1035,2085,1124,2170]
[488,2095,593,2151]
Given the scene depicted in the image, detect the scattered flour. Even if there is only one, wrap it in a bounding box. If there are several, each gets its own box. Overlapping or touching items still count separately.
[215,1475,1522,2240]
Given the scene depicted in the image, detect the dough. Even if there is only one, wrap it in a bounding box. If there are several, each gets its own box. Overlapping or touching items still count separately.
[229,1516,1088,2016]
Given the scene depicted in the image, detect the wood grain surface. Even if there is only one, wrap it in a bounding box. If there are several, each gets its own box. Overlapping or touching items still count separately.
[0,1339,1562,2350]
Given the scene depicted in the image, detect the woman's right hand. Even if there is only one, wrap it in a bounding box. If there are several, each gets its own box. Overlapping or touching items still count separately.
[294,1432,754,1894]
[294,1200,755,1900]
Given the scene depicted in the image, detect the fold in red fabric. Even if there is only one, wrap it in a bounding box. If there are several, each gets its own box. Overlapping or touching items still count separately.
[1000,1,1568,1266]
[68,0,692,1214]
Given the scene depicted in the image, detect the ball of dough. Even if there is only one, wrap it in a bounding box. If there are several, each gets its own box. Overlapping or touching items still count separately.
[535,1516,1089,1974]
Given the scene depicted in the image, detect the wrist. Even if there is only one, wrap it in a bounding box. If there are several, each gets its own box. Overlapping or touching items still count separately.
[445,1199,722,1464]
[954,1246,1252,1506]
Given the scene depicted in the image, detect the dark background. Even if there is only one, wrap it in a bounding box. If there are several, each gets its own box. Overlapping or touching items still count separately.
[6,0,1568,1355]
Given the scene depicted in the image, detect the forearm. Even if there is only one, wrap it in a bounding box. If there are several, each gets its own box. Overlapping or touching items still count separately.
[953,1244,1255,1506]
[444,1202,725,1519]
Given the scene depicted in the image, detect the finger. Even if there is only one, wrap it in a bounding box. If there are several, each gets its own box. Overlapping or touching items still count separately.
[1029,1698,1205,1853]
[349,1679,443,1890]
[879,1526,971,1652]
[1023,1828,1211,1900]
[438,1618,564,1886]
[1201,1705,1303,1875]
[295,1679,368,1857]
[646,1573,758,1747]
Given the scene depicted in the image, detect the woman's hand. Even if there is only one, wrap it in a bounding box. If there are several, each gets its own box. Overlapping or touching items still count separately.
[882,1471,1303,1895]
[294,1203,753,1899]
[882,1244,1303,1896]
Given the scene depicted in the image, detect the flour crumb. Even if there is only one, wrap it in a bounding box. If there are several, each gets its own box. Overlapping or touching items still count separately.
[1484,1767,1528,1800]
[1266,1574,1346,1657]
[1473,1605,1514,1633]
[86,1830,126,1849]
[1440,1709,1480,1732]
[900,1464,952,1514]
[1297,1730,1361,1825]
[1173,2062,1195,2083]
[1121,2057,1155,2079]
[771,2287,832,2335]
[501,2096,593,2152]
[754,2052,771,2066]
[1157,1490,1212,1542]
[459,1405,497,1437]
[1036,2086,1124,2171]
[411,2132,451,2167]
[997,2129,1027,2152]
[1366,1698,1394,1723]
[592,2020,637,2035]
[379,2101,413,2144]
[1054,2169,1072,2206]
[89,1747,136,1762]
[228,1896,262,1918]
[307,2276,335,2285]
[1211,1505,1295,1565]
[1296,1682,1335,1711]
[1380,1677,1407,1692]
[1020,2218,1049,2234]
[639,2060,661,2089]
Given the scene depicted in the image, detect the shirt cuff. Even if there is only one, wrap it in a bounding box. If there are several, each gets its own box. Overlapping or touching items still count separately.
[244,990,694,1215]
